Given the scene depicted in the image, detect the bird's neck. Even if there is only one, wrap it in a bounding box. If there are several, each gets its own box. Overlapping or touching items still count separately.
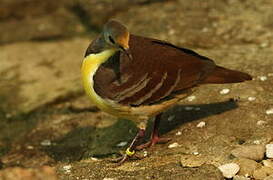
[81,48,118,84]
[83,48,117,66]
[81,48,118,111]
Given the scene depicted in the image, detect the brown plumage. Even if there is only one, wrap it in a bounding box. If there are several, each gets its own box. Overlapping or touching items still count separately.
[92,35,251,106]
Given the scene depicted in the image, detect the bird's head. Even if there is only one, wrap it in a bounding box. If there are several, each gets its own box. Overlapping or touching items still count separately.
[103,20,132,59]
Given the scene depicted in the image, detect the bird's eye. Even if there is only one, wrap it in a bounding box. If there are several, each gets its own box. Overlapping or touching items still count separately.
[109,36,115,44]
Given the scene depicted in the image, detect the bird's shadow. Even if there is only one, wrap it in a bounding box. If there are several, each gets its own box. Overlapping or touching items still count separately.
[43,100,238,162]
[157,99,238,135]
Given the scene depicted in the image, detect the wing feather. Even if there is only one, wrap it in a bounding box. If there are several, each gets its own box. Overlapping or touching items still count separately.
[93,35,216,106]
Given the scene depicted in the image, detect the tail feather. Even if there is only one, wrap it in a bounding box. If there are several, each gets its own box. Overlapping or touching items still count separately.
[202,66,252,84]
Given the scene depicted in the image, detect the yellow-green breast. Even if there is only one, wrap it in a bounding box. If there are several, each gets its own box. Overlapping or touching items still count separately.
[81,48,184,122]
[81,49,118,114]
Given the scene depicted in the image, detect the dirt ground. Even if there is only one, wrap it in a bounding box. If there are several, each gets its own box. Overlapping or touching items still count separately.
[0,0,273,179]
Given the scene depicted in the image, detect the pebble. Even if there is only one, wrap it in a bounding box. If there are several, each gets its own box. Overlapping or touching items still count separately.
[143,151,148,157]
[5,113,12,119]
[116,141,127,147]
[266,144,273,158]
[193,152,199,155]
[187,95,196,102]
[103,178,116,180]
[260,42,269,48]
[262,159,273,169]
[168,142,179,149]
[167,115,175,121]
[168,29,175,35]
[196,121,206,128]
[220,88,230,95]
[247,96,256,101]
[253,167,273,180]
[257,120,267,126]
[218,163,240,178]
[63,165,72,173]
[268,73,273,77]
[40,139,51,146]
[202,27,209,32]
[90,157,99,161]
[26,145,34,150]
[231,145,265,161]
[266,108,273,115]
[194,107,201,111]
[184,106,194,111]
[253,140,261,145]
[259,76,267,81]
[233,175,250,180]
[175,131,182,136]
[235,158,261,177]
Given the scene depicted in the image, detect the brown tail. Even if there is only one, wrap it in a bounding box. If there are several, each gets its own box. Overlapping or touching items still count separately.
[202,66,252,84]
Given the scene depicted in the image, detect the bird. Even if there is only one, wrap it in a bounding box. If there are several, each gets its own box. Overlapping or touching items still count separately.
[81,20,252,164]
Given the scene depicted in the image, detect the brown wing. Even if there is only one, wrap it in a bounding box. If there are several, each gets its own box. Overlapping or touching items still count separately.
[93,35,216,106]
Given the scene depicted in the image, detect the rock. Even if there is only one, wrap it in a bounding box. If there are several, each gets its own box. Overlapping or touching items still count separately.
[187,95,196,102]
[259,76,268,81]
[40,140,52,146]
[0,166,57,180]
[167,115,175,121]
[175,131,182,136]
[257,120,267,126]
[76,0,139,28]
[0,37,91,116]
[184,106,194,111]
[266,108,273,115]
[62,165,72,173]
[231,145,265,161]
[263,160,273,169]
[266,144,273,158]
[0,3,85,44]
[0,0,273,179]
[235,158,262,177]
[218,163,240,178]
[233,175,251,180]
[180,154,206,167]
[196,121,206,128]
[115,0,273,49]
[103,178,116,180]
[254,140,262,145]
[253,167,273,180]
[247,96,256,101]
[219,88,230,95]
[168,142,179,148]
[0,0,73,19]
[116,141,127,147]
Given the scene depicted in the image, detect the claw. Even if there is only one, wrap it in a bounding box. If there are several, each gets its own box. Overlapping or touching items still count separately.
[109,128,145,165]
[110,150,146,166]
[110,154,129,166]
[109,113,167,165]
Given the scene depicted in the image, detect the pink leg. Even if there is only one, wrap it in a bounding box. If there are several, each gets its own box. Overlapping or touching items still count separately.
[136,114,171,150]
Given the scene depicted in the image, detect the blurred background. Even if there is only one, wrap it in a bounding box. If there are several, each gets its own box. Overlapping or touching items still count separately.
[0,0,273,179]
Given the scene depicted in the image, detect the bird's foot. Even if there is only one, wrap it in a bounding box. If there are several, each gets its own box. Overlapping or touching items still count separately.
[110,148,144,166]
[110,154,129,166]
[136,136,171,150]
